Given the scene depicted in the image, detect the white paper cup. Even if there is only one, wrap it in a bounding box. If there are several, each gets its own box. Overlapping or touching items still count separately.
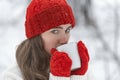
[57,42,81,70]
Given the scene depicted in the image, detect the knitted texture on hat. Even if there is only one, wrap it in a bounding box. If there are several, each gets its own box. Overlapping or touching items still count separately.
[25,0,75,38]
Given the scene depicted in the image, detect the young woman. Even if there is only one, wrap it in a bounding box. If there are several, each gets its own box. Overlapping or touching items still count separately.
[2,0,89,80]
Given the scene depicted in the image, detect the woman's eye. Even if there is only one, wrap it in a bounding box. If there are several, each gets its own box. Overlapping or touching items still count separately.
[51,30,59,34]
[65,28,71,33]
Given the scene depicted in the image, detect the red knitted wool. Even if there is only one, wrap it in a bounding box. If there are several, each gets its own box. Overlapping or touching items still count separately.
[25,0,75,38]
[71,41,90,75]
[50,49,72,77]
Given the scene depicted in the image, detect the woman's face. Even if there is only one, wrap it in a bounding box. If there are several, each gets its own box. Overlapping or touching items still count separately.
[41,24,72,53]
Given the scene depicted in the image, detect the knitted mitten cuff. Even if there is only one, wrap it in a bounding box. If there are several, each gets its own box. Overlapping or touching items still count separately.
[70,75,87,80]
[49,73,70,80]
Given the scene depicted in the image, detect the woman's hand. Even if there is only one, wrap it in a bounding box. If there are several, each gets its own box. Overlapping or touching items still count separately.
[71,41,90,75]
[50,48,72,77]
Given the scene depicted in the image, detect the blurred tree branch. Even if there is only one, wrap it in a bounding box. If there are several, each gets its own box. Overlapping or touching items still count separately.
[73,0,120,80]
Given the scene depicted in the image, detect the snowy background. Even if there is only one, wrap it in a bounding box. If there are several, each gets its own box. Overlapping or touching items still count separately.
[0,0,120,80]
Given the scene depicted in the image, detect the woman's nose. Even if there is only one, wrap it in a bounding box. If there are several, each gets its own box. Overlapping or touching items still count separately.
[59,34,69,44]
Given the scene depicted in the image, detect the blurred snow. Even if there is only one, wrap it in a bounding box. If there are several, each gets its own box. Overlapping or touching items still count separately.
[0,0,120,80]
[0,0,26,73]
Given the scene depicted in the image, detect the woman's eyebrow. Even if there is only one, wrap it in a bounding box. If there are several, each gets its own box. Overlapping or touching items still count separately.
[66,26,72,29]
[54,26,72,29]
[55,27,63,29]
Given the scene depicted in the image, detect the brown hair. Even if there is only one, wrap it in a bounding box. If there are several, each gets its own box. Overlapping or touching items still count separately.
[16,35,51,80]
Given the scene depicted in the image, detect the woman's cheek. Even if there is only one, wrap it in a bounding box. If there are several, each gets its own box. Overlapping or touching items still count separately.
[45,41,56,53]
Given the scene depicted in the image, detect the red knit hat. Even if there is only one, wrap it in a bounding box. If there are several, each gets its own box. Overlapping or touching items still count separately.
[25,0,75,38]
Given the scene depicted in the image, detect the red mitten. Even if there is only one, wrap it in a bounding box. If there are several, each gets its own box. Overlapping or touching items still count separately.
[50,48,72,77]
[71,41,90,75]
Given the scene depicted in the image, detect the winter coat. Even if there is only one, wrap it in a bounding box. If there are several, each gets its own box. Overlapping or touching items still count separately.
[2,64,88,80]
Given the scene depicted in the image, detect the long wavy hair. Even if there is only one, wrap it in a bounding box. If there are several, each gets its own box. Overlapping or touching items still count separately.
[16,35,51,80]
